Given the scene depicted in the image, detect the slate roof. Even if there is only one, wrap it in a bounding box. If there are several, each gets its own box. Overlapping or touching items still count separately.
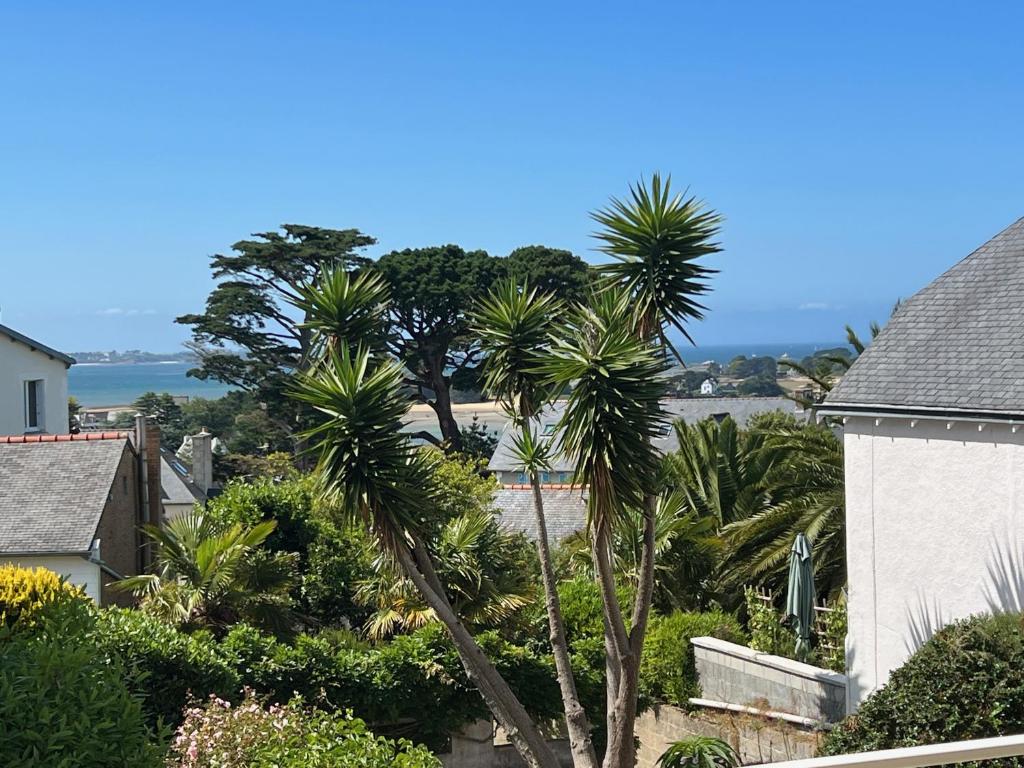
[493,487,587,541]
[0,322,75,367]
[824,217,1024,416]
[488,397,801,472]
[0,438,129,554]
[160,449,205,506]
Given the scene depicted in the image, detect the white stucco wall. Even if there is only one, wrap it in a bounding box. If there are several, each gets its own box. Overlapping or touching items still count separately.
[843,415,1024,710]
[0,339,70,435]
[0,555,101,602]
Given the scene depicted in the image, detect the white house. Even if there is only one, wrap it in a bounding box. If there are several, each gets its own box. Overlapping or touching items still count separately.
[700,377,719,396]
[0,323,74,435]
[818,217,1024,711]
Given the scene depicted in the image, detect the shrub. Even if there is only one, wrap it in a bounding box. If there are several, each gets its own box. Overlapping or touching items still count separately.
[0,600,164,767]
[0,564,87,632]
[95,608,240,728]
[640,610,746,707]
[823,614,1024,761]
[168,690,440,768]
[658,736,739,768]
[744,586,796,657]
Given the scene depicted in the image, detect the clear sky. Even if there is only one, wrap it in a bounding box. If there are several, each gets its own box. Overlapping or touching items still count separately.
[2,2,1022,352]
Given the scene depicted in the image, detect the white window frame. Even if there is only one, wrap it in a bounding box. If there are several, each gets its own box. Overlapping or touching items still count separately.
[23,378,45,433]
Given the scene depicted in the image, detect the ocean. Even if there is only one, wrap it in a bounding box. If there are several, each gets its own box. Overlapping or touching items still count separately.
[69,362,234,407]
[68,341,845,407]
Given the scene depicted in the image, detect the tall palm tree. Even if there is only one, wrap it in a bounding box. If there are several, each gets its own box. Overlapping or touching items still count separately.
[116,512,298,636]
[574,173,722,768]
[721,422,846,598]
[293,342,563,768]
[473,280,598,768]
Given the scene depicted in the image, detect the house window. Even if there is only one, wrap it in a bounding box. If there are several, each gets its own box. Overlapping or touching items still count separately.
[24,379,44,431]
[515,472,528,484]
[558,472,570,483]
[541,472,551,483]
[541,423,557,437]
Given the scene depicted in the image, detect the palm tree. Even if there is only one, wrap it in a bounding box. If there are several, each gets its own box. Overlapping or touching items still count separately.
[721,422,846,598]
[556,491,720,612]
[116,512,297,636]
[472,279,598,768]
[293,344,563,768]
[355,506,536,640]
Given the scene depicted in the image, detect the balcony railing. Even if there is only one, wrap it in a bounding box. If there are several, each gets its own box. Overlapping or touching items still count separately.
[749,734,1024,768]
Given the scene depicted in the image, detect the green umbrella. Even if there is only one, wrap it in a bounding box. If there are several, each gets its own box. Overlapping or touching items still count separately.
[785,533,815,662]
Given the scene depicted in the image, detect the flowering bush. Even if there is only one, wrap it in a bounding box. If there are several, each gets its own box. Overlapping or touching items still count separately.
[168,689,440,767]
[0,564,87,632]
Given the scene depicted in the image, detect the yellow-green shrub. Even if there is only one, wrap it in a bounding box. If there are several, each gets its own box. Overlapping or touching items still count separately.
[0,564,86,631]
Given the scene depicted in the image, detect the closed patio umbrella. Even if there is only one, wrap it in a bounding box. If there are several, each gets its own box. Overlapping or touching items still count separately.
[785,533,815,662]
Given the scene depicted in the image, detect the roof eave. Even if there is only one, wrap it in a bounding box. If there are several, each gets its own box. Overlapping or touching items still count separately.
[0,323,76,367]
[816,401,1024,423]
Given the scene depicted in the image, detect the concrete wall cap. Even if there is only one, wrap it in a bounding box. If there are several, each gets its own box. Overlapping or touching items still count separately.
[691,636,848,685]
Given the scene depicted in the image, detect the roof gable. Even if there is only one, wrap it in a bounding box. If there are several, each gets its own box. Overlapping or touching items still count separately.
[826,217,1024,414]
[0,438,130,554]
[0,323,75,367]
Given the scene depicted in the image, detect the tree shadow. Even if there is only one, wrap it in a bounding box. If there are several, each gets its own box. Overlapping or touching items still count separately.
[983,534,1024,615]
[905,592,946,655]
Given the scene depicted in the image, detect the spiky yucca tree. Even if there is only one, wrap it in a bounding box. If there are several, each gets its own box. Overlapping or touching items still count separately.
[293,345,561,768]
[473,280,598,768]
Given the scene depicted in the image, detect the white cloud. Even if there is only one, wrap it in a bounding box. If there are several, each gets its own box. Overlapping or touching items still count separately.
[97,308,125,315]
[798,302,831,311]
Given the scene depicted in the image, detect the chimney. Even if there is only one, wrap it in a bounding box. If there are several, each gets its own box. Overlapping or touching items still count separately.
[145,420,164,527]
[192,428,213,497]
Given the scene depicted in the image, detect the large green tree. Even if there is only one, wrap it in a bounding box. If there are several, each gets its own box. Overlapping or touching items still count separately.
[373,245,503,449]
[176,225,375,434]
[293,174,723,768]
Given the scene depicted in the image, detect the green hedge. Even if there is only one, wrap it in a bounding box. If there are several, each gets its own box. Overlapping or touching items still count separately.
[640,610,746,707]
[823,613,1024,762]
[0,601,164,767]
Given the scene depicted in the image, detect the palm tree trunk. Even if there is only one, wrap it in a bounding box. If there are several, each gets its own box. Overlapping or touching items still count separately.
[529,469,599,768]
[393,540,562,768]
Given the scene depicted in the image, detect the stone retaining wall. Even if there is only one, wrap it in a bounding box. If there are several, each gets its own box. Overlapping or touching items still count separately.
[692,636,848,723]
[635,704,824,768]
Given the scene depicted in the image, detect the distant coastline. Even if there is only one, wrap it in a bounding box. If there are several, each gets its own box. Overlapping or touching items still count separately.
[69,350,197,365]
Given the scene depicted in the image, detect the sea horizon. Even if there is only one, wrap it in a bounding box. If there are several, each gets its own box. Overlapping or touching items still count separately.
[68,341,847,408]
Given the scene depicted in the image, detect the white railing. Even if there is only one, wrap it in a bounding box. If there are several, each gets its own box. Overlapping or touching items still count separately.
[749,734,1024,768]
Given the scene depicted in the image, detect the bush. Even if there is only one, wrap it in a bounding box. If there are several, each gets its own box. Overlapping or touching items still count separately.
[168,690,440,768]
[95,608,240,728]
[0,564,87,632]
[823,613,1024,761]
[0,600,164,767]
[640,610,746,707]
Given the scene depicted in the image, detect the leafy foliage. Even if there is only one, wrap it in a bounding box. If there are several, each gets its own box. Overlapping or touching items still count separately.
[0,600,165,767]
[0,564,87,632]
[657,736,739,768]
[95,608,240,728]
[592,172,722,352]
[743,586,796,657]
[640,610,746,707]
[176,225,375,433]
[168,690,440,768]
[823,613,1024,763]
[117,511,298,636]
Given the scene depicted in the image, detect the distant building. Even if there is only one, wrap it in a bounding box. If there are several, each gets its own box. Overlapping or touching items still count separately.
[0,323,75,436]
[487,397,801,485]
[819,216,1024,712]
[700,377,719,396]
[0,418,219,601]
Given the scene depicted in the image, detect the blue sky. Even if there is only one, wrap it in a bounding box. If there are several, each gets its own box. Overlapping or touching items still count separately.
[2,2,1022,352]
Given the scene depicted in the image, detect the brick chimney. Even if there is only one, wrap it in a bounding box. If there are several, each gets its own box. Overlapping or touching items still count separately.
[191,428,213,497]
[145,421,164,527]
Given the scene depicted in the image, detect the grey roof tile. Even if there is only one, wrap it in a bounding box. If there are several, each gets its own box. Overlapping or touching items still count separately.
[487,397,803,472]
[493,488,587,541]
[0,439,129,553]
[826,217,1024,414]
